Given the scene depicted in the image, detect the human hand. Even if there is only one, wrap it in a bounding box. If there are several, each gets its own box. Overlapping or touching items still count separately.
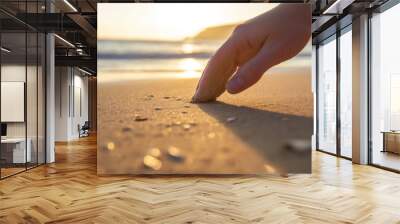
[192,4,311,102]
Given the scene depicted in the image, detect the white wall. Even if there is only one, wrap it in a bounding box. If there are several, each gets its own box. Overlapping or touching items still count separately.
[72,73,89,136]
[54,67,89,141]
[1,65,26,143]
[1,63,46,164]
[1,65,33,138]
[55,66,70,141]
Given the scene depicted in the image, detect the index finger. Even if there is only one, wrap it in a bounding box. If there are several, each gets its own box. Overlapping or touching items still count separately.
[191,36,238,103]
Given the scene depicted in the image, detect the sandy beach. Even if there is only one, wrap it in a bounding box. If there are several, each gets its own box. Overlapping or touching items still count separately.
[97,69,313,175]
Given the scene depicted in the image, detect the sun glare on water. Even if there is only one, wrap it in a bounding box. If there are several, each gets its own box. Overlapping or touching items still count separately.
[177,58,202,79]
[182,43,194,54]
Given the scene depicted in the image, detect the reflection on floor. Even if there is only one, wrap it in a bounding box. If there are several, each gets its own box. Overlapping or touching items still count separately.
[0,134,400,223]
[373,151,400,171]
[0,163,43,179]
[340,147,352,159]
[0,167,25,178]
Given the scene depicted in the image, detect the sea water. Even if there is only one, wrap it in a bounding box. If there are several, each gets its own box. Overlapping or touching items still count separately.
[98,39,310,83]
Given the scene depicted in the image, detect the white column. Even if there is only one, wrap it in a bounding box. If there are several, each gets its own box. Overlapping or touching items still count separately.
[55,67,73,141]
[45,1,55,163]
[352,14,369,164]
[46,33,55,163]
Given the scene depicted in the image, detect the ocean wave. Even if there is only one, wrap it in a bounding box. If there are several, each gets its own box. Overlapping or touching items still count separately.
[98,52,212,60]
[100,68,203,73]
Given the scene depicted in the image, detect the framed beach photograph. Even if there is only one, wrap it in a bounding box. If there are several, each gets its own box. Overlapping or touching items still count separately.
[97,3,313,175]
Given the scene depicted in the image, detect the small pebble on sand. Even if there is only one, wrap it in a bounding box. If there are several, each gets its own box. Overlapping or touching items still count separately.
[264,164,277,174]
[167,146,185,161]
[143,155,162,170]
[183,124,191,130]
[163,96,171,99]
[181,111,188,114]
[122,127,132,132]
[226,116,237,123]
[134,115,148,121]
[154,107,162,111]
[106,142,115,151]
[184,105,190,108]
[174,121,182,126]
[162,127,173,136]
[134,132,145,137]
[147,95,154,98]
[148,147,161,158]
[207,132,216,139]
[280,173,289,178]
[153,133,163,138]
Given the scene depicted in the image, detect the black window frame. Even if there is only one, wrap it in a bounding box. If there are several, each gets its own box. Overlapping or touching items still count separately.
[314,15,353,161]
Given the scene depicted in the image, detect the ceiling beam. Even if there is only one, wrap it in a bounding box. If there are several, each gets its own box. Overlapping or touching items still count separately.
[323,0,356,15]
[67,13,97,39]
[55,55,96,73]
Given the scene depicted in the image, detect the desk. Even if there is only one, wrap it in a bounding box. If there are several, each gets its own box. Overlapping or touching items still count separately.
[382,131,400,154]
[1,138,31,163]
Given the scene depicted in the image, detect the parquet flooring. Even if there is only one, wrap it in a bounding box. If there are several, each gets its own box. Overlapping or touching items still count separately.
[0,135,400,223]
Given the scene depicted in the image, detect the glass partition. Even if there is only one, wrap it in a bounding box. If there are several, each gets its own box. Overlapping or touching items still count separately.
[0,2,46,179]
[27,30,38,169]
[1,30,28,177]
[26,0,41,169]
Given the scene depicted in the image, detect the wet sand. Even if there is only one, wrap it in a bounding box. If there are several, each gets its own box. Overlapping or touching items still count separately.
[97,69,313,175]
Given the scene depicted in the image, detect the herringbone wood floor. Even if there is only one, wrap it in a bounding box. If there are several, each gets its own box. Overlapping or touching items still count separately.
[1,135,400,224]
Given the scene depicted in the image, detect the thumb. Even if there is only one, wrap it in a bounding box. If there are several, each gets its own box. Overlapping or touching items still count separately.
[226,40,279,94]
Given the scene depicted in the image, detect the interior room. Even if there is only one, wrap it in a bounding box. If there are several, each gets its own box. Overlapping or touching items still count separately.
[0,0,399,223]
[54,66,91,141]
[0,15,46,178]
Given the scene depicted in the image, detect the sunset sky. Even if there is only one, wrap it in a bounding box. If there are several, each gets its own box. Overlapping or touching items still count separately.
[98,3,277,41]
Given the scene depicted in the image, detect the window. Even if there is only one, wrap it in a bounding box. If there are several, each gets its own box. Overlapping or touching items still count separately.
[370,2,400,171]
[390,74,400,130]
[339,28,352,158]
[317,36,337,154]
